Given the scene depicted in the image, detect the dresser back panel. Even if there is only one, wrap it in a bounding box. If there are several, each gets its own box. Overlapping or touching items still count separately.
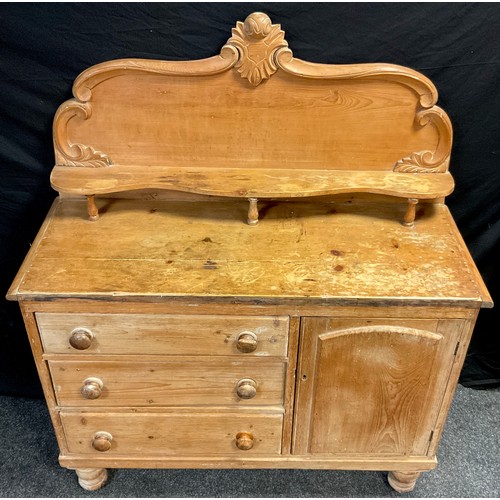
[51,12,453,202]
[65,71,437,171]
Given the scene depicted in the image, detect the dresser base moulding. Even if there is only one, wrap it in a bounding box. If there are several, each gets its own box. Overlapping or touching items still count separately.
[59,455,437,470]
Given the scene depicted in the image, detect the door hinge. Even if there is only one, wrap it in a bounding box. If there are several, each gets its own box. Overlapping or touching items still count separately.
[429,430,434,443]
[453,341,460,356]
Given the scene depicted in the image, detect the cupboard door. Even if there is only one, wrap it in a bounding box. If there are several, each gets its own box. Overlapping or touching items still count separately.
[293,318,464,456]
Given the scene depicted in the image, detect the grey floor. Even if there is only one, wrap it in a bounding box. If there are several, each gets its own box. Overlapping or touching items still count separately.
[0,385,498,498]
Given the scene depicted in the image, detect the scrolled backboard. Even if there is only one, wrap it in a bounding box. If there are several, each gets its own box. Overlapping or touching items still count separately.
[51,12,454,209]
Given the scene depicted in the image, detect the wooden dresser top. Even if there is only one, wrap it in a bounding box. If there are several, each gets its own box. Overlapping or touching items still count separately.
[8,197,491,308]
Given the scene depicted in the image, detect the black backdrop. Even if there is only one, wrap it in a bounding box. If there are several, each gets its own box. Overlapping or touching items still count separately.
[1,3,499,397]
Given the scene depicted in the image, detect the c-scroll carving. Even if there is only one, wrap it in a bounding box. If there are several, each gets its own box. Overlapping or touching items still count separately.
[53,100,112,168]
[394,106,452,173]
[225,12,288,86]
[72,49,238,102]
[274,47,438,109]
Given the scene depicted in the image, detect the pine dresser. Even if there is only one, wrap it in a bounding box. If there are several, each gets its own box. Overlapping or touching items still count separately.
[7,12,492,493]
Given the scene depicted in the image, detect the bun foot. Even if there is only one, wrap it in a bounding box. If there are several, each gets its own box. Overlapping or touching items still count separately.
[388,470,421,493]
[75,468,108,491]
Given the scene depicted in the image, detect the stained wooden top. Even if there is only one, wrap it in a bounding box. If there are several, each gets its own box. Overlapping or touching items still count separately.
[8,198,491,307]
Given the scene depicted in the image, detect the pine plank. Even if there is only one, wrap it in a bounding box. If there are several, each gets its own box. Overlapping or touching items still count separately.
[11,198,488,304]
[51,166,455,199]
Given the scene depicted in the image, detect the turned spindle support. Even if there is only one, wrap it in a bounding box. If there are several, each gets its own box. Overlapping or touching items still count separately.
[247,198,259,225]
[403,198,418,226]
[75,468,108,491]
[86,195,99,221]
[388,471,422,493]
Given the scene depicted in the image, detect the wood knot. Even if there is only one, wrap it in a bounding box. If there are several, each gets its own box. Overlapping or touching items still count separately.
[203,259,218,270]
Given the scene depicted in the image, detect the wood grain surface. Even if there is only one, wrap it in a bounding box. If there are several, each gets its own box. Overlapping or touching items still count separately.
[56,69,443,172]
[293,317,464,456]
[50,10,454,207]
[61,411,283,455]
[59,453,437,471]
[8,198,490,306]
[50,166,454,200]
[36,312,288,356]
[48,356,286,407]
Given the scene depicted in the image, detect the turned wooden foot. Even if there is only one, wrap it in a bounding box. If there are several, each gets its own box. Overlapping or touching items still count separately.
[388,470,421,493]
[75,468,108,491]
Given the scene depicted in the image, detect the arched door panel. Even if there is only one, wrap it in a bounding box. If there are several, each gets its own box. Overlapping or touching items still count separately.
[293,317,464,456]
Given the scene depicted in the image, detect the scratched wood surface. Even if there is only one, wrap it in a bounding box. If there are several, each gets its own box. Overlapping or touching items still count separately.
[36,312,288,356]
[51,166,454,199]
[9,198,489,305]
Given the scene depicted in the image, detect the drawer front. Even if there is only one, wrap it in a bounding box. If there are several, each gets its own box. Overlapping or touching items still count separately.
[49,358,286,407]
[36,313,288,356]
[61,411,283,455]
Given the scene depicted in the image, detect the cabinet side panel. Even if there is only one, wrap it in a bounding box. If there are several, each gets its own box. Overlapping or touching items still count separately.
[427,313,479,455]
[19,304,68,454]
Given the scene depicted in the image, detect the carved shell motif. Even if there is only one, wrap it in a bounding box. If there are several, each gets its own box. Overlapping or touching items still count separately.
[226,12,288,86]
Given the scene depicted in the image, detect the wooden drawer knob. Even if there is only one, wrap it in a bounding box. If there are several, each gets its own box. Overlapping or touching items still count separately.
[236,431,254,450]
[81,377,103,400]
[92,432,112,452]
[236,378,257,399]
[69,328,93,350]
[236,331,258,353]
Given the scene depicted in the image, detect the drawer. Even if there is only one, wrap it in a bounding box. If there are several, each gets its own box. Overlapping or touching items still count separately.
[49,357,286,407]
[36,313,288,356]
[61,411,283,455]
